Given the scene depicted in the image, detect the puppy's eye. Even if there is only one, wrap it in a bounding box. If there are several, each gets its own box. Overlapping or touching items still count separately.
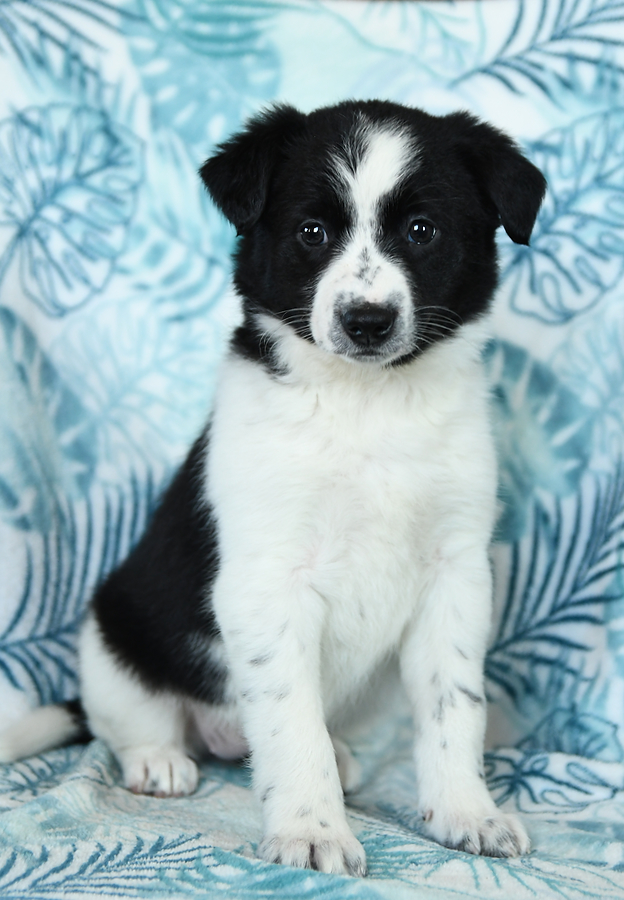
[407,220,436,244]
[299,222,328,246]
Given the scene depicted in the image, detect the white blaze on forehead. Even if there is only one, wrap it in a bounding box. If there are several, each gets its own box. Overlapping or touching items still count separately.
[333,120,416,223]
[310,117,418,359]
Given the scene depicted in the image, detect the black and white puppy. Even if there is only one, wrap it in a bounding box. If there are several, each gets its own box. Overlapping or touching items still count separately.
[0,100,546,877]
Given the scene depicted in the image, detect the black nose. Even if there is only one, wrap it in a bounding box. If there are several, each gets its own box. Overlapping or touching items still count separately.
[340,304,396,347]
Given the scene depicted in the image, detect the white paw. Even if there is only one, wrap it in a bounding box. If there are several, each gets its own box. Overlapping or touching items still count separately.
[424,806,530,857]
[119,746,199,797]
[259,826,367,876]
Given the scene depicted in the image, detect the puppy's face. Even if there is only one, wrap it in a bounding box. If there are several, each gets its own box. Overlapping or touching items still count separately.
[201,102,546,367]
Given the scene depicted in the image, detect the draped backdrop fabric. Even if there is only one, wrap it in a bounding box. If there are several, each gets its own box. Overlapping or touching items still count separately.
[0,1,623,897]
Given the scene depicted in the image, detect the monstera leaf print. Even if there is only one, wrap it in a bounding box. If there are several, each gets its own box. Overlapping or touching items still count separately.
[0,104,143,316]
[500,109,624,324]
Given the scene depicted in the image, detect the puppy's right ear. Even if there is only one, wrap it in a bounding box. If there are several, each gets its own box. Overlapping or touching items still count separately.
[200,105,306,235]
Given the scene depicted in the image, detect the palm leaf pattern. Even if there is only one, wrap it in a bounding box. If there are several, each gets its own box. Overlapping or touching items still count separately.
[456,0,624,103]
[0,837,383,899]
[0,472,160,704]
[487,464,624,713]
[0,1,129,80]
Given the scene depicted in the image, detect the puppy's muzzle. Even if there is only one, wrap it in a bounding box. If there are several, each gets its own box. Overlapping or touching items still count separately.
[340,303,397,349]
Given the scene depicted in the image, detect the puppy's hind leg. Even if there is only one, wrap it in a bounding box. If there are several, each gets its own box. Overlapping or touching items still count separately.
[79,616,198,797]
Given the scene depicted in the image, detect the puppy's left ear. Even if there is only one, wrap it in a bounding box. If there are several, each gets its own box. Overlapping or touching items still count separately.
[200,104,306,234]
[451,113,547,245]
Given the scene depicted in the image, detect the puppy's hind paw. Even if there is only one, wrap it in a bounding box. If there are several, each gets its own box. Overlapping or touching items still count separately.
[120,745,199,798]
[259,828,367,877]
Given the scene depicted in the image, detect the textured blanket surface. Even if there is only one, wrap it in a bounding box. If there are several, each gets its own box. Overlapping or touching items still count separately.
[0,0,623,897]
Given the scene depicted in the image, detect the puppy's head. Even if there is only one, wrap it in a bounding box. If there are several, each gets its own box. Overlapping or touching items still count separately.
[200,101,545,366]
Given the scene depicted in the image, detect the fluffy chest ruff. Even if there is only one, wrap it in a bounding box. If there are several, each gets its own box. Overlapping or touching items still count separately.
[207,320,497,716]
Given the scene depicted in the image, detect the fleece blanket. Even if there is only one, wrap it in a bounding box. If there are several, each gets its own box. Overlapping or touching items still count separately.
[0,0,623,897]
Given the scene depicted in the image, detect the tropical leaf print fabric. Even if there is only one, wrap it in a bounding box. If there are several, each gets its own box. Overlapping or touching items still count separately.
[0,1,623,897]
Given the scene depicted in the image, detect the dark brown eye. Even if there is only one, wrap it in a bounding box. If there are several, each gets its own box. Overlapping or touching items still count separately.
[408,220,436,244]
[299,222,328,246]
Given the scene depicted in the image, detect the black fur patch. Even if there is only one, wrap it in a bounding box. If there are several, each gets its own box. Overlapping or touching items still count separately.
[93,429,226,704]
[65,699,92,744]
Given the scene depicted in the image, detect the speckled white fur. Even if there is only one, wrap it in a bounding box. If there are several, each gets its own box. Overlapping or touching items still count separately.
[205,312,529,872]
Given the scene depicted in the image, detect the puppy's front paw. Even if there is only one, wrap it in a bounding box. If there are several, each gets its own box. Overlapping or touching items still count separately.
[120,745,199,797]
[259,826,367,876]
[425,807,530,858]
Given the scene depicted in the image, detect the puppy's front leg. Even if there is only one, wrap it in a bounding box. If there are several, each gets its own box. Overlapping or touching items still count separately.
[212,571,366,877]
[400,547,530,857]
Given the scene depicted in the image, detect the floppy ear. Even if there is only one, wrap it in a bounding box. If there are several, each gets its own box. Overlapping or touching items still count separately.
[451,113,547,245]
[199,104,306,234]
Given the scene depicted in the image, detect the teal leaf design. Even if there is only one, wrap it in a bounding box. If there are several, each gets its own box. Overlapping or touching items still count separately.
[487,464,624,712]
[0,836,206,898]
[0,2,146,121]
[53,294,223,471]
[0,748,85,812]
[486,748,622,811]
[0,104,143,316]
[0,473,160,704]
[359,817,624,896]
[160,845,379,899]
[485,340,594,542]
[0,838,379,898]
[501,109,624,324]
[518,708,624,761]
[120,130,233,323]
[316,1,487,81]
[0,307,97,533]
[123,0,286,149]
[551,298,624,455]
[456,0,624,104]
[0,1,128,81]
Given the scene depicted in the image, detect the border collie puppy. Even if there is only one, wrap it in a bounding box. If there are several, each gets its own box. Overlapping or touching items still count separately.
[0,100,545,877]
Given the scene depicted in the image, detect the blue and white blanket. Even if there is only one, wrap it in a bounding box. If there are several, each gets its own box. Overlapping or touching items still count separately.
[1,1,623,897]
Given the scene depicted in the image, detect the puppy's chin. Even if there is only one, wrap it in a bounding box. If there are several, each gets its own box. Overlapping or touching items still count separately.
[321,338,414,366]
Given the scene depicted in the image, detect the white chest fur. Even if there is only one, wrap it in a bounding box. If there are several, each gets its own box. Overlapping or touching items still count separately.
[206,320,497,717]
